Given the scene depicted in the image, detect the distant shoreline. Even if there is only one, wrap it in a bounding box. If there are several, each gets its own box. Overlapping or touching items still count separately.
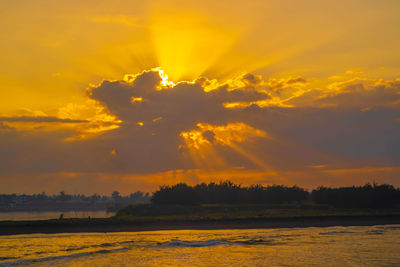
[0,209,111,213]
[1,215,400,236]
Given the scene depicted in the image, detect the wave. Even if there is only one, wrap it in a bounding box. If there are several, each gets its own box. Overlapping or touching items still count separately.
[319,231,356,235]
[0,247,127,266]
[0,258,17,262]
[157,237,281,248]
[367,229,385,235]
[376,225,400,230]
[158,238,227,248]
[321,228,388,236]
[63,240,134,252]
[0,239,137,266]
[233,239,277,245]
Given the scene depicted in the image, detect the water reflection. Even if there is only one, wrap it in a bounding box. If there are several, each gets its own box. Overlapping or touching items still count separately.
[1,225,400,266]
[0,211,115,221]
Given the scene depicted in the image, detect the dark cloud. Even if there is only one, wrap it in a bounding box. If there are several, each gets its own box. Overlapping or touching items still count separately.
[287,78,400,109]
[1,70,400,192]
[202,130,215,143]
[208,85,270,103]
[0,116,89,123]
[88,70,270,127]
[266,75,308,91]
[317,79,400,109]
[241,106,400,165]
[242,73,264,85]
[86,70,400,172]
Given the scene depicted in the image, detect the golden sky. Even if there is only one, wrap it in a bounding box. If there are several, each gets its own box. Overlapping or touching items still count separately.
[1,0,400,194]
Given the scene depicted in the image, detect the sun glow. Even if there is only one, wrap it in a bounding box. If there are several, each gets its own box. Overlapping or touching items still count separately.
[150,11,237,82]
[131,97,143,103]
[157,68,176,88]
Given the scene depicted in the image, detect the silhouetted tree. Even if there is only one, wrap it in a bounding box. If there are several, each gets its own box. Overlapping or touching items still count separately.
[152,183,200,205]
[151,181,309,205]
[311,183,400,208]
[112,191,122,202]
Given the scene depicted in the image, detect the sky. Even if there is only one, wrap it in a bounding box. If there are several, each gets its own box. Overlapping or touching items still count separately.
[1,0,400,194]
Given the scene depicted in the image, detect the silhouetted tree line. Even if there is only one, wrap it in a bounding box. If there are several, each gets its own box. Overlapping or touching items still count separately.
[151,181,400,208]
[0,190,150,211]
[311,183,400,208]
[151,181,309,205]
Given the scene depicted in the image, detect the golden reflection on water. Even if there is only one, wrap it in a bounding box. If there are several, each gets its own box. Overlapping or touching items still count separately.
[1,226,400,266]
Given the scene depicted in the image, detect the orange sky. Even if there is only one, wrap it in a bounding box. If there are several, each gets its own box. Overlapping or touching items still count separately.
[1,0,400,194]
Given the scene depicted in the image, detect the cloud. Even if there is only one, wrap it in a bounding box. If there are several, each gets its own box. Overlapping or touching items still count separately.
[57,100,119,123]
[0,116,88,123]
[1,69,400,192]
[267,76,308,91]
[85,69,400,171]
[88,69,271,127]
[287,78,400,109]
[317,78,400,109]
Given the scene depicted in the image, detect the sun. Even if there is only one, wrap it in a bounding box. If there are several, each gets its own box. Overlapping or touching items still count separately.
[150,10,237,82]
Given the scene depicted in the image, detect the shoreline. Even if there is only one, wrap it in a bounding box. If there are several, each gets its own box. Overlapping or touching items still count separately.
[1,214,400,236]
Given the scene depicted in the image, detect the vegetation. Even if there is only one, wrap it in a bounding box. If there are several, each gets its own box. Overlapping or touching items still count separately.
[2,181,400,217]
[117,181,400,219]
[151,181,308,205]
[0,191,150,212]
[311,183,400,208]
[151,181,400,208]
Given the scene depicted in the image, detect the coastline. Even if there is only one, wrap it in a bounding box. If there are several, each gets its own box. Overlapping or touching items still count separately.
[1,214,400,236]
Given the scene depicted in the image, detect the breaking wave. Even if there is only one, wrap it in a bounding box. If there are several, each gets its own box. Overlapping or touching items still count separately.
[0,240,137,266]
[319,231,356,235]
[157,237,281,248]
[0,247,127,266]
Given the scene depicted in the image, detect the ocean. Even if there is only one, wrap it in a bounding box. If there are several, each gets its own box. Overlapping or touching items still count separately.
[1,225,400,266]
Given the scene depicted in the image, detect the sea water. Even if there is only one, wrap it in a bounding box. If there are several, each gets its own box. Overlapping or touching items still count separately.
[0,211,115,221]
[1,225,400,266]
